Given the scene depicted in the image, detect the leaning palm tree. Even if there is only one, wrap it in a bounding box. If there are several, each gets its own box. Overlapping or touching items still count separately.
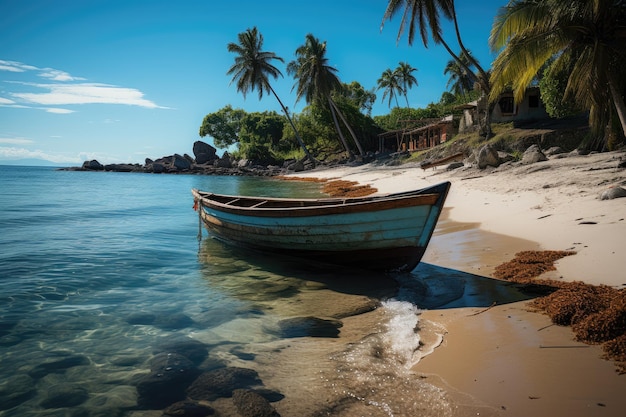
[226,27,315,163]
[490,0,626,145]
[444,50,476,101]
[376,68,403,109]
[395,61,418,107]
[287,33,365,157]
[381,0,493,136]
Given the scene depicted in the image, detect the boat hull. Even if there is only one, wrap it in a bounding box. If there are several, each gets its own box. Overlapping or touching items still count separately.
[192,182,450,272]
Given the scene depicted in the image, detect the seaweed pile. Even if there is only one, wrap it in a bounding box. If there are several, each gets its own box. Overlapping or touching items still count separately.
[277,176,378,197]
[494,250,626,373]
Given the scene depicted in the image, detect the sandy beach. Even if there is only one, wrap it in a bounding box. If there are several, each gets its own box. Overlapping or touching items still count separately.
[286,149,626,416]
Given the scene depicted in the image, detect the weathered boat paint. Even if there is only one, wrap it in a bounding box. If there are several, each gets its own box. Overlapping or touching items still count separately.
[192,181,450,272]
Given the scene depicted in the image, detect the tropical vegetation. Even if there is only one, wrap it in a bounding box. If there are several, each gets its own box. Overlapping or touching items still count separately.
[225,27,314,162]
[287,33,365,157]
[381,0,494,137]
[198,1,625,165]
[376,62,418,109]
[490,0,626,149]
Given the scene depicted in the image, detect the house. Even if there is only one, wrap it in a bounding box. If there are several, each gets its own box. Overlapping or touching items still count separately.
[377,115,454,153]
[492,86,549,122]
[457,86,550,133]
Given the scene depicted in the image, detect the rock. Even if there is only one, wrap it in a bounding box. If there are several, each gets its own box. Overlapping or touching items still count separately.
[497,151,515,164]
[154,338,209,366]
[187,367,261,401]
[104,163,137,172]
[126,312,156,325]
[82,160,104,170]
[545,146,565,156]
[446,162,464,171]
[163,400,216,416]
[40,384,89,408]
[193,141,217,161]
[521,144,548,164]
[0,375,36,410]
[237,159,250,168]
[476,144,501,169]
[145,158,153,165]
[232,389,280,417]
[154,312,194,330]
[195,153,210,164]
[287,159,305,172]
[618,159,626,169]
[173,154,191,171]
[274,316,343,338]
[136,353,200,409]
[214,156,232,168]
[28,355,90,379]
[152,162,165,173]
[599,186,626,200]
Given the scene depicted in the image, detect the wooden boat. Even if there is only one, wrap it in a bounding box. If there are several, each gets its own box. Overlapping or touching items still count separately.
[191,181,450,272]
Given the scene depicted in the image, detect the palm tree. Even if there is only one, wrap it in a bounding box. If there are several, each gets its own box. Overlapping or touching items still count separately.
[376,68,403,109]
[381,0,493,136]
[444,50,476,101]
[489,0,626,144]
[226,27,315,163]
[395,61,418,107]
[287,33,365,157]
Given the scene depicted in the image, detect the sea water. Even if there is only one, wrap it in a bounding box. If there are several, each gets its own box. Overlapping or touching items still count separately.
[0,165,470,416]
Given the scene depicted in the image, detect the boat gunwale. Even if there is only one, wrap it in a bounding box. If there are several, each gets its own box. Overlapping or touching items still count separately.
[192,187,444,218]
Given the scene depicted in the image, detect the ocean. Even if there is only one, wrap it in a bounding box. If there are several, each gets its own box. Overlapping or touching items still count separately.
[0,165,519,416]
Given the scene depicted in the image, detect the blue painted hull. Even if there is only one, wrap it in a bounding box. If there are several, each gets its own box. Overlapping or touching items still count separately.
[192,182,450,272]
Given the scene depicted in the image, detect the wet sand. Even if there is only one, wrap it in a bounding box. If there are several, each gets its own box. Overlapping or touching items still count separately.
[417,217,626,417]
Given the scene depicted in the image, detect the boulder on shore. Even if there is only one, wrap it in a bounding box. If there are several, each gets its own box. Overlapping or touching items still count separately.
[193,141,218,164]
[476,144,501,169]
[82,160,104,170]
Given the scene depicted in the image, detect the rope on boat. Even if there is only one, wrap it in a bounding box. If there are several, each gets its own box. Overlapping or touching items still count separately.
[193,198,202,241]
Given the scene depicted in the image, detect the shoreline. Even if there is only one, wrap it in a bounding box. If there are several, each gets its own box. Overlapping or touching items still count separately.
[285,149,626,416]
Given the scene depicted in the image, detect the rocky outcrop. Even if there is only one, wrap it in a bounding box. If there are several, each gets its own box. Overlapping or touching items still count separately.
[61,140,320,176]
[82,160,104,170]
[193,140,218,165]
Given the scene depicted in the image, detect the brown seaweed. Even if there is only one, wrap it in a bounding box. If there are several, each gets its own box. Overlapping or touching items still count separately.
[494,250,626,374]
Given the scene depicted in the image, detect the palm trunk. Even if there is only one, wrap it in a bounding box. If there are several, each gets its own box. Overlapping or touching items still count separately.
[329,98,365,157]
[439,36,492,138]
[404,93,410,108]
[269,85,316,165]
[440,4,492,138]
[328,97,353,157]
[609,79,626,138]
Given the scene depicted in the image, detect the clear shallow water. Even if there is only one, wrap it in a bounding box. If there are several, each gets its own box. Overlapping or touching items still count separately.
[0,166,523,416]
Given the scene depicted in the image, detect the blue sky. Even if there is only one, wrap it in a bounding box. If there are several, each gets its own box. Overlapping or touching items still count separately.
[0,0,504,165]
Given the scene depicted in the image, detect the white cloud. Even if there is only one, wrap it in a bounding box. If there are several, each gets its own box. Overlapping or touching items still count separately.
[45,107,75,114]
[39,68,85,82]
[1,59,167,110]
[0,137,34,145]
[0,146,82,164]
[0,59,38,73]
[11,82,166,109]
